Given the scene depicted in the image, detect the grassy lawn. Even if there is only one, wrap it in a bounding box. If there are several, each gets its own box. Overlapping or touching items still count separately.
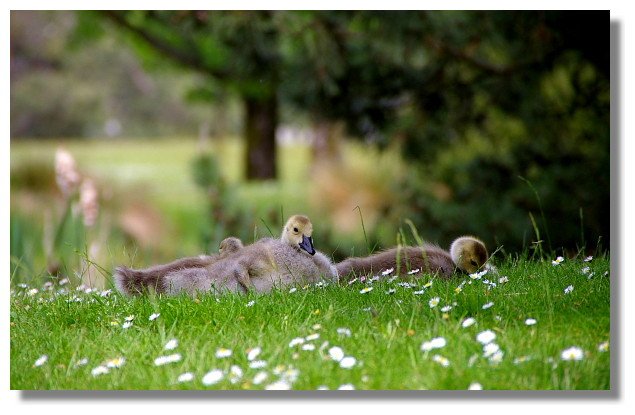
[10,255,610,390]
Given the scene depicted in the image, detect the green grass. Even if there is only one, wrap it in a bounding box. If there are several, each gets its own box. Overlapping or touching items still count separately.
[10,255,610,390]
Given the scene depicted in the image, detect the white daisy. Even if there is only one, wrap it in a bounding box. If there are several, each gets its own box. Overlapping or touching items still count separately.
[552,256,564,265]
[34,355,48,367]
[525,318,537,326]
[468,382,483,390]
[148,313,160,321]
[177,372,194,383]
[215,348,232,358]
[74,358,89,367]
[91,365,110,376]
[249,360,267,369]
[252,371,268,385]
[288,337,305,347]
[246,300,255,307]
[462,317,476,328]
[302,344,316,351]
[247,347,261,361]
[337,328,352,337]
[482,342,500,358]
[339,356,356,369]
[337,383,355,390]
[482,302,494,310]
[561,346,584,361]
[584,256,593,262]
[122,321,133,329]
[202,369,224,385]
[476,330,496,345]
[441,305,453,312]
[154,353,182,366]
[498,276,509,284]
[266,380,291,390]
[598,341,609,352]
[124,315,135,322]
[164,339,178,350]
[432,354,450,367]
[106,357,125,368]
[359,286,373,294]
[306,333,320,341]
[328,346,345,362]
[428,297,440,308]
[386,288,396,295]
[421,337,446,352]
[381,268,394,276]
[289,287,297,293]
[229,365,243,384]
[564,285,574,294]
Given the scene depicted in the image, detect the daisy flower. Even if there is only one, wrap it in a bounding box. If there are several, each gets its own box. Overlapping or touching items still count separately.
[561,346,584,361]
[421,337,447,352]
[229,365,243,384]
[337,328,352,337]
[338,384,355,390]
[106,357,126,368]
[154,353,182,366]
[289,287,297,293]
[302,344,316,351]
[441,305,453,312]
[249,360,267,369]
[386,288,396,295]
[468,382,483,390]
[552,256,564,265]
[202,369,224,385]
[482,302,494,310]
[462,317,476,328]
[288,337,305,347]
[252,371,268,385]
[598,341,609,352]
[91,366,110,376]
[177,372,194,383]
[74,358,89,367]
[432,354,450,367]
[339,356,356,369]
[149,313,160,321]
[122,321,133,329]
[413,290,425,295]
[428,297,440,308]
[381,268,394,276]
[584,256,593,262]
[564,285,574,294]
[359,286,373,294]
[498,276,509,284]
[306,333,320,341]
[407,268,420,275]
[215,348,232,358]
[246,300,255,307]
[164,339,178,350]
[34,355,48,367]
[525,318,537,326]
[266,380,291,390]
[476,330,496,345]
[482,342,500,358]
[247,347,262,361]
[328,346,345,362]
[124,315,135,322]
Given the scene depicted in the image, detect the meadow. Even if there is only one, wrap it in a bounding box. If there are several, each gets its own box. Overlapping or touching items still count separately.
[10,138,611,390]
[10,255,610,390]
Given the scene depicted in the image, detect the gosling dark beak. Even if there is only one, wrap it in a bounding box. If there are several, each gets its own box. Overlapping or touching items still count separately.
[299,235,316,256]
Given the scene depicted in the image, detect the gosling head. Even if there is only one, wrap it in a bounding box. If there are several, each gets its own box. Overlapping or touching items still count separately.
[449,236,489,274]
[219,237,243,256]
[282,215,316,256]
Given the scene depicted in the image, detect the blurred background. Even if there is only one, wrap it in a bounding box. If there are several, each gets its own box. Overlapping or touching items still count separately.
[10,10,609,287]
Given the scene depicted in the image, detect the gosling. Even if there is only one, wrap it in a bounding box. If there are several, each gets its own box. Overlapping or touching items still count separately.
[116,215,337,296]
[335,235,489,280]
[114,236,243,295]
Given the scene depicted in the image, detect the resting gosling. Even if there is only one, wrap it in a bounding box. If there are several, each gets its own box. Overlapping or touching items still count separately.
[335,235,488,280]
[114,236,243,295]
[116,215,337,296]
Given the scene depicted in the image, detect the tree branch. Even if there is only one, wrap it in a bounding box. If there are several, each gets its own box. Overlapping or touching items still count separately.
[102,11,230,80]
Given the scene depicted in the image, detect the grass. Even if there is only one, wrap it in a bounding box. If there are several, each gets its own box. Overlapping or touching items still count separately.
[10,255,610,390]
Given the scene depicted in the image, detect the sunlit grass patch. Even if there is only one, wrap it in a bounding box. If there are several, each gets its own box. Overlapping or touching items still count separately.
[10,254,610,390]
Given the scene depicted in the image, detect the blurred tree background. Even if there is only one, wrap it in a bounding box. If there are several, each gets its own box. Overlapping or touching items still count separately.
[10,10,609,284]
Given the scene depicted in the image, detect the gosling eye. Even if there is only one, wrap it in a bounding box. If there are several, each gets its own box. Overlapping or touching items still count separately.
[293,227,299,233]
[470,260,478,267]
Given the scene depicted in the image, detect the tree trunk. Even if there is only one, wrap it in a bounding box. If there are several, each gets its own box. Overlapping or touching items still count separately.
[244,94,278,180]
